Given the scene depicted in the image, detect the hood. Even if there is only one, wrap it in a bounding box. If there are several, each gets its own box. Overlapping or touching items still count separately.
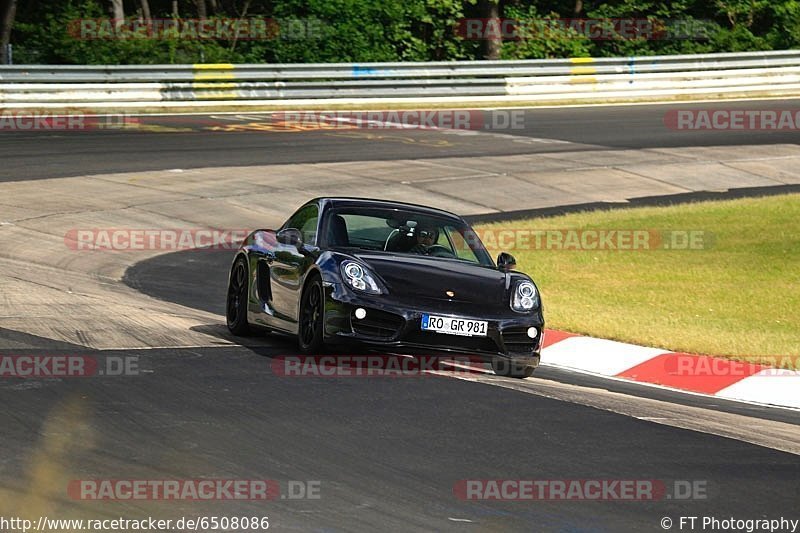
[352,251,507,305]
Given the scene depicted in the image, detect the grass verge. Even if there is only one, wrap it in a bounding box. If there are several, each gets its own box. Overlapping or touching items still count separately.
[476,194,800,367]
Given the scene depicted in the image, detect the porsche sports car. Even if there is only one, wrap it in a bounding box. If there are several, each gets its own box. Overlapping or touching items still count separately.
[226,197,544,378]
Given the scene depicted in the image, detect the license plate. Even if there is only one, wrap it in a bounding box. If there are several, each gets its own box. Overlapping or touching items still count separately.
[421,314,488,337]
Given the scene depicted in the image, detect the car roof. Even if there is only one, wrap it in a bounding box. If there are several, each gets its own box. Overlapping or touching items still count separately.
[315,197,463,221]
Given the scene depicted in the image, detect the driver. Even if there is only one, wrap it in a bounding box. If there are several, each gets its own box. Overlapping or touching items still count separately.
[409,226,437,254]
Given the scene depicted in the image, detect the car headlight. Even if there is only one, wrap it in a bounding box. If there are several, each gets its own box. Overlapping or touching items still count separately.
[341,261,383,294]
[511,280,539,312]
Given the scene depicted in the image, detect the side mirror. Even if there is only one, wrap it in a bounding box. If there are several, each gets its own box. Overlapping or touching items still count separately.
[497,252,516,272]
[277,228,303,248]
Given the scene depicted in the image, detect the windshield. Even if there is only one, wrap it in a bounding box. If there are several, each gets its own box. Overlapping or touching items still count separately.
[325,207,494,267]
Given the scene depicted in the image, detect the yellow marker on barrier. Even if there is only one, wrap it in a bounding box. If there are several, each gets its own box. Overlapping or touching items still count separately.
[569,57,597,83]
[192,63,237,99]
[193,63,236,78]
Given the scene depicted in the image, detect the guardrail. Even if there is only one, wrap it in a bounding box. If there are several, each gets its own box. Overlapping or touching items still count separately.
[2,50,800,110]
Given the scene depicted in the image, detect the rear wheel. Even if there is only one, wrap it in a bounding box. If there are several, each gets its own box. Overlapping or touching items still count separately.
[492,358,535,379]
[226,256,251,336]
[298,277,325,354]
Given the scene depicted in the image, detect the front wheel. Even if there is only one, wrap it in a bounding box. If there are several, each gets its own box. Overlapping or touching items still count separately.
[492,358,535,379]
[226,256,251,336]
[298,277,325,354]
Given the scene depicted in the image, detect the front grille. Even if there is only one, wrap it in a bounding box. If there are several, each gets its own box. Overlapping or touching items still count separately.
[406,330,499,353]
[351,308,403,339]
[501,327,537,354]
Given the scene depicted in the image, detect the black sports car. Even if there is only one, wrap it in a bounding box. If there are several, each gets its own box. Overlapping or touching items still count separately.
[226,197,544,378]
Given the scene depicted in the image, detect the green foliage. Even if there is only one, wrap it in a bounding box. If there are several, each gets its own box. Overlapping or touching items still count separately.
[585,1,717,56]
[7,0,800,64]
[264,0,480,62]
[13,1,254,64]
[710,25,771,52]
[499,6,593,59]
[764,1,800,49]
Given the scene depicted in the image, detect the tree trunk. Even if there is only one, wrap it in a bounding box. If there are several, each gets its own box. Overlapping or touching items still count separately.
[196,0,207,19]
[481,0,501,60]
[207,0,218,14]
[573,0,583,15]
[230,0,252,51]
[138,0,152,20]
[0,0,17,65]
[172,0,179,18]
[109,0,125,21]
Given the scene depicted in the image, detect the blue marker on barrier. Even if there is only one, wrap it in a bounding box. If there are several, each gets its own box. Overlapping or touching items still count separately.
[352,65,378,77]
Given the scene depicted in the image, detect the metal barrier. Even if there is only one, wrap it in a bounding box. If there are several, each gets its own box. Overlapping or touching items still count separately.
[2,50,800,109]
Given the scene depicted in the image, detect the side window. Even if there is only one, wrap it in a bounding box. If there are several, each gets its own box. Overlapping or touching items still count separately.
[445,226,479,263]
[285,204,319,245]
[435,229,452,250]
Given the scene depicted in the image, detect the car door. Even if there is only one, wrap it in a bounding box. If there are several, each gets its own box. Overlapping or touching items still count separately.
[269,203,320,330]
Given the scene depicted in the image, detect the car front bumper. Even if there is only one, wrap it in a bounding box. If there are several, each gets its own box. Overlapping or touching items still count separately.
[322,282,544,367]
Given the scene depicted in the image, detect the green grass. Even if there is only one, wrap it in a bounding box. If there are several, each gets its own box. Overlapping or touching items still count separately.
[476,194,800,367]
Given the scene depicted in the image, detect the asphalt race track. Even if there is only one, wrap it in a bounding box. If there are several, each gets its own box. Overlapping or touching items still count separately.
[3,100,800,181]
[2,342,799,531]
[1,101,799,532]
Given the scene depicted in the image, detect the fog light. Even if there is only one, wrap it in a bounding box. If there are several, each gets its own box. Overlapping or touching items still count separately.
[354,308,367,320]
[527,327,538,339]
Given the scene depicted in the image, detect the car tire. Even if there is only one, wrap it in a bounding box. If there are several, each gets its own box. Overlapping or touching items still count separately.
[298,276,325,354]
[226,256,251,336]
[491,358,535,379]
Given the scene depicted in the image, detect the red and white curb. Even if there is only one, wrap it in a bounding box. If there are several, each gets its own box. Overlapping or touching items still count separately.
[541,330,800,410]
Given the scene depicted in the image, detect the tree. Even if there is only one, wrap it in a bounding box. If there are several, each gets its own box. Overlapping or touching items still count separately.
[138,0,151,20]
[109,0,124,20]
[230,0,251,51]
[195,0,207,19]
[0,0,16,64]
[480,0,501,59]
